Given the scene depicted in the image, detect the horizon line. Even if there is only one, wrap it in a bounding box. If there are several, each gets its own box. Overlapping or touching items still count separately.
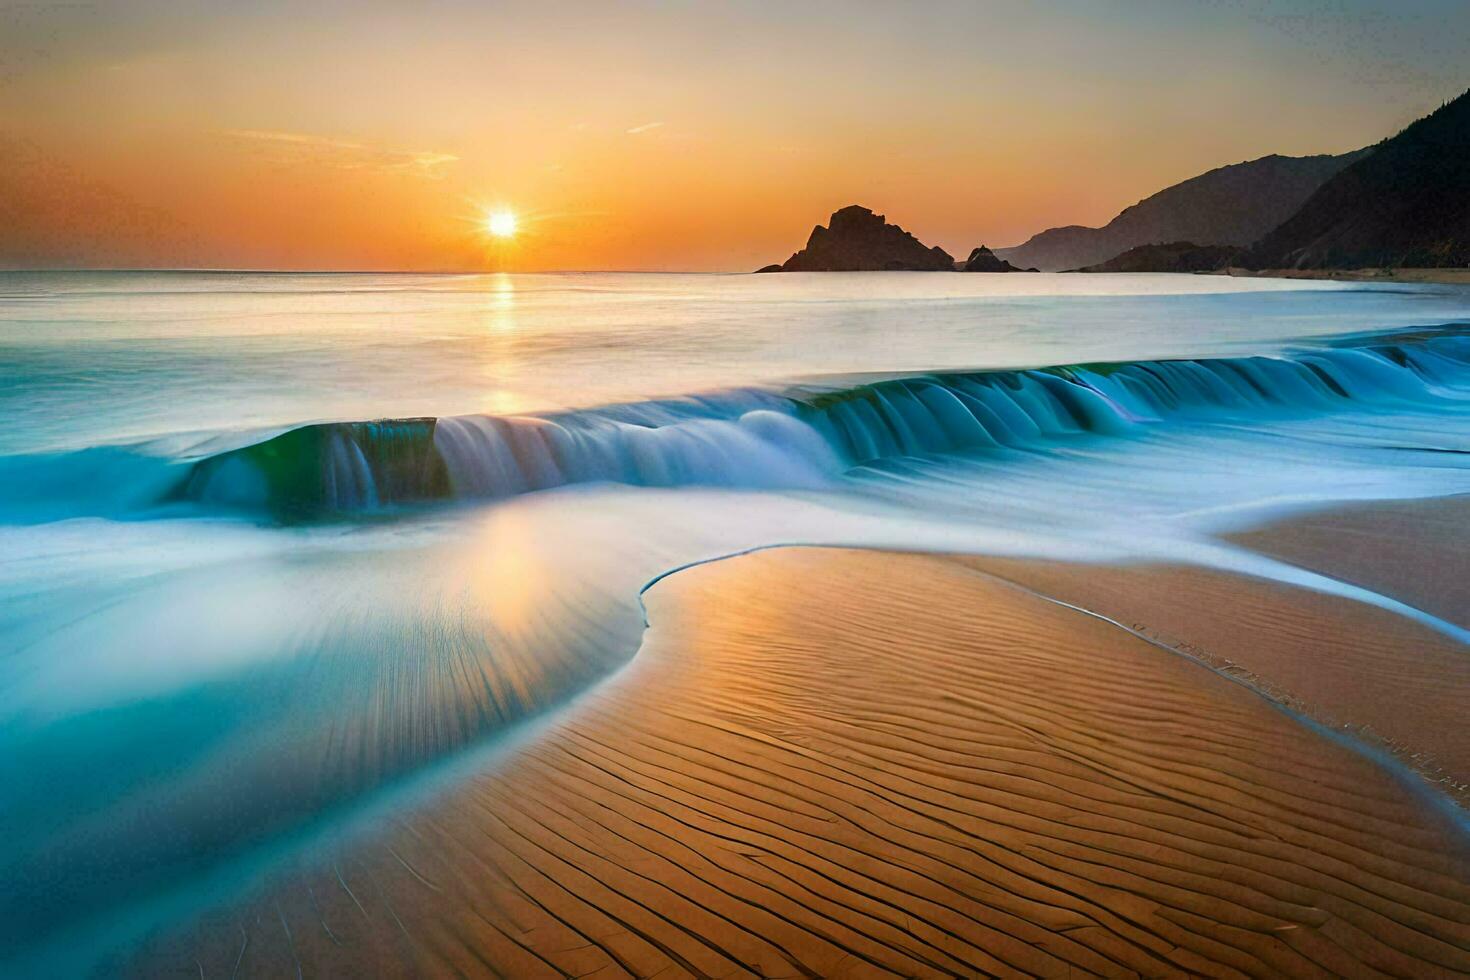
[0,267,765,276]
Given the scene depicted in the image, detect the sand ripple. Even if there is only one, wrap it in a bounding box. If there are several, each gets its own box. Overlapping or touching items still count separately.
[131,549,1470,978]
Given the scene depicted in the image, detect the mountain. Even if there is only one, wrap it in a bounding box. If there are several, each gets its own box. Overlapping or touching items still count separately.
[1243,90,1470,269]
[1072,241,1241,273]
[760,205,954,271]
[960,246,1033,272]
[997,150,1365,272]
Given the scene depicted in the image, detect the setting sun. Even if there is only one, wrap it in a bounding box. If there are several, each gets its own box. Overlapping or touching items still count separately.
[485,211,517,238]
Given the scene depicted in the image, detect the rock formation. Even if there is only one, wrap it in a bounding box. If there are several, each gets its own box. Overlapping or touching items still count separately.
[761,205,954,271]
[961,246,1033,272]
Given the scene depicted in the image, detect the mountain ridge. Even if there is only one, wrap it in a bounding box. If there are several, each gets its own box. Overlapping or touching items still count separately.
[1242,89,1470,269]
[997,150,1365,272]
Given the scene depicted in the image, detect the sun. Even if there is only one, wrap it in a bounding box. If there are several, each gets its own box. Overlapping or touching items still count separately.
[484,210,517,238]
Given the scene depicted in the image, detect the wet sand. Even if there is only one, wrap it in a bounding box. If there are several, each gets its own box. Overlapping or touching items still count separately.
[1228,495,1470,632]
[966,555,1470,803]
[132,546,1470,978]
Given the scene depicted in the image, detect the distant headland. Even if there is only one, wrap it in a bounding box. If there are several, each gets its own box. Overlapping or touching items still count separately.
[756,205,1035,274]
[760,87,1469,279]
[756,205,955,272]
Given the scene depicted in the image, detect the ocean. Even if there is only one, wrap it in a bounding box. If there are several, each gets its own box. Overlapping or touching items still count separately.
[3,270,1470,972]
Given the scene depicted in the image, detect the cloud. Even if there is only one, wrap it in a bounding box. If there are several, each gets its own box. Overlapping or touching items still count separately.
[218,129,459,178]
[624,121,664,135]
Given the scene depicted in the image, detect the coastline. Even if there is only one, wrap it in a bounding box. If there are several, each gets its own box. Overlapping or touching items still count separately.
[1227,495,1470,631]
[964,554,1470,807]
[127,513,1470,976]
[1218,267,1470,285]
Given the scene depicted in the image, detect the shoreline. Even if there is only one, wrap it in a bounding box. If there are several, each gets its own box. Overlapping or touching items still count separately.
[127,523,1470,976]
[964,553,1470,810]
[1218,266,1470,285]
[965,494,1470,811]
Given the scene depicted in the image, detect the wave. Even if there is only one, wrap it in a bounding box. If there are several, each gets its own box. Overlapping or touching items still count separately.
[3,332,1469,523]
[179,400,839,518]
[183,332,1470,518]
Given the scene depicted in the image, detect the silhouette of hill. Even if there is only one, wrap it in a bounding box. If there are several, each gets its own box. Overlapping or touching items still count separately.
[1072,241,1241,273]
[760,205,954,271]
[998,151,1364,272]
[1243,89,1470,269]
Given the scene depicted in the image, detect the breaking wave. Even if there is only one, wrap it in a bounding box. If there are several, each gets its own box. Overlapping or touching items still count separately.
[2,331,1468,525]
[168,331,1470,518]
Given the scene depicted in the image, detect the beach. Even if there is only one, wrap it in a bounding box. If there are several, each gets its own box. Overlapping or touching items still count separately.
[1224,268,1470,286]
[964,495,1470,807]
[130,506,1470,977]
[5,272,1470,975]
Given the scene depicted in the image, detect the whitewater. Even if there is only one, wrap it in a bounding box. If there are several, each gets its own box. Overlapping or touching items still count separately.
[3,270,1470,973]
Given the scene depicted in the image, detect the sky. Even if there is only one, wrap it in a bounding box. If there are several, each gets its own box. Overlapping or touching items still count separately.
[0,0,1466,271]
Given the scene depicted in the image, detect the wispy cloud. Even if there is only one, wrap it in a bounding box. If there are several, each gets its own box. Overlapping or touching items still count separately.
[218,129,459,178]
[625,121,664,135]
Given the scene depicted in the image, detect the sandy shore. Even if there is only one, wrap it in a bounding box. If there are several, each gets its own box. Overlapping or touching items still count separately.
[1228,495,1470,632]
[131,545,1470,978]
[967,555,1470,804]
[1219,267,1470,286]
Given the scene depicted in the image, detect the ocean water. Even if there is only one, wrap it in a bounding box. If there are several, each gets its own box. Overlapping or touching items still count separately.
[4,270,1470,972]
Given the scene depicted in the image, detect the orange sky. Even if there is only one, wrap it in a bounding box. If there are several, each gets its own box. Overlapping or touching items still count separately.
[1,1,1465,271]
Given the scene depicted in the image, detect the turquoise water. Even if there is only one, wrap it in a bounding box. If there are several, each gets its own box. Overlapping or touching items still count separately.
[4,271,1470,973]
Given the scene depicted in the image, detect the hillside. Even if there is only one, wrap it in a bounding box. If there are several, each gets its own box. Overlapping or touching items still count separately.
[998,150,1364,271]
[1072,241,1241,273]
[1243,89,1470,269]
